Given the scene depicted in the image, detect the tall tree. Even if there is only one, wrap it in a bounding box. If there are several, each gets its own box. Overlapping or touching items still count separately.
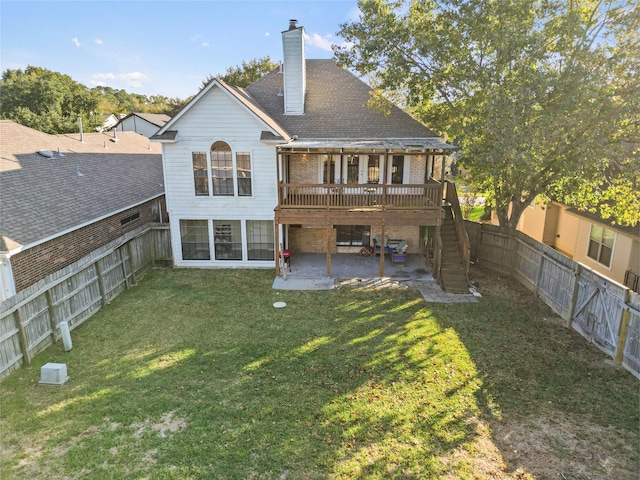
[336,0,640,230]
[201,56,279,89]
[1,66,102,134]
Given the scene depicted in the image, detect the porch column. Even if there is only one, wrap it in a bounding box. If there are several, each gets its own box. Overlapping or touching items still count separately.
[326,223,332,277]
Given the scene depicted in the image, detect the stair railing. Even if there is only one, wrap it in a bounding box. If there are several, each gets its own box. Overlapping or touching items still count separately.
[444,181,471,278]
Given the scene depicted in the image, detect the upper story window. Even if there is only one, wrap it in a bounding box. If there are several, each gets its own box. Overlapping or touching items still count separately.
[367,155,380,183]
[211,141,233,196]
[192,152,209,196]
[391,155,404,184]
[587,224,615,267]
[236,152,252,196]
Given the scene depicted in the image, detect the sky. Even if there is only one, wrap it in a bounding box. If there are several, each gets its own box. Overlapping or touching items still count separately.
[0,0,360,99]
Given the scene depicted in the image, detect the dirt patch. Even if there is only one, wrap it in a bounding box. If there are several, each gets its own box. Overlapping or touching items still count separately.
[489,411,638,479]
[131,411,187,439]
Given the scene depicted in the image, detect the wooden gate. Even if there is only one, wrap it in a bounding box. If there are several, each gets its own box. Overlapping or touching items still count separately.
[571,268,626,356]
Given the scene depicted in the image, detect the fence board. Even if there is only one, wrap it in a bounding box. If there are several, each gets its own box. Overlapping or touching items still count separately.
[0,225,171,380]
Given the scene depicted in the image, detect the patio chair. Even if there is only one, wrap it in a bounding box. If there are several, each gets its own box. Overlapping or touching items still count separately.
[390,240,408,266]
[373,235,390,255]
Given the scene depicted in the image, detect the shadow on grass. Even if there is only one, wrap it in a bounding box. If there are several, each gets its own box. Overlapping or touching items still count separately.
[1,268,486,479]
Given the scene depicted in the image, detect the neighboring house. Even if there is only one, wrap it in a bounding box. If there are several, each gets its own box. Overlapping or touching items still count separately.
[115,113,171,137]
[99,114,120,132]
[0,120,166,301]
[152,20,466,290]
[515,200,639,292]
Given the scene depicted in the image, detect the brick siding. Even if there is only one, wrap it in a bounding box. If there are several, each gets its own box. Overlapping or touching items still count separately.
[11,197,166,292]
[288,227,337,254]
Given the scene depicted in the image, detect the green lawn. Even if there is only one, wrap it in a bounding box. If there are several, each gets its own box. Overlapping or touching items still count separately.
[1,268,637,479]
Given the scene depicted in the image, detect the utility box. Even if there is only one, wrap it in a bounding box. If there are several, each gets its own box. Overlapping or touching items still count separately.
[38,363,69,386]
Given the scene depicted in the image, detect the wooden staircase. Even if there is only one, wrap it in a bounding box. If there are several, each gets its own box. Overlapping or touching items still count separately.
[440,205,470,293]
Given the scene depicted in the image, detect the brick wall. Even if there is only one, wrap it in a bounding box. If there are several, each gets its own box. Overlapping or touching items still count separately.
[288,227,337,253]
[289,154,319,183]
[11,197,166,292]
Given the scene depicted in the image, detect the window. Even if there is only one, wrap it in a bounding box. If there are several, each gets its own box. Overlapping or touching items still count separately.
[367,155,380,183]
[587,225,615,267]
[180,220,210,260]
[336,225,371,246]
[322,155,336,184]
[192,152,209,196]
[346,155,359,184]
[120,211,140,226]
[236,152,252,196]
[247,220,274,260]
[391,156,404,184]
[211,141,233,195]
[214,220,242,260]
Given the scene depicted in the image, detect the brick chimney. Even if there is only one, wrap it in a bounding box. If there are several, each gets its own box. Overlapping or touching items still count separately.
[281,19,306,115]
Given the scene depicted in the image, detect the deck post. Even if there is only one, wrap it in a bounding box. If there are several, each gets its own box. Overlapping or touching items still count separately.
[274,221,280,277]
[379,224,385,277]
[326,223,332,277]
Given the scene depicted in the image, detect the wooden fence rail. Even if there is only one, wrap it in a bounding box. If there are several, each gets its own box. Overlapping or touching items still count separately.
[466,221,640,379]
[0,224,171,380]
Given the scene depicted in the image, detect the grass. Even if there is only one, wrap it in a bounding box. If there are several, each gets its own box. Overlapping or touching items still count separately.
[0,267,638,479]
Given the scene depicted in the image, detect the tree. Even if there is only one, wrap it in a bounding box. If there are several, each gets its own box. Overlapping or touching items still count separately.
[336,0,640,230]
[201,56,279,89]
[1,66,102,134]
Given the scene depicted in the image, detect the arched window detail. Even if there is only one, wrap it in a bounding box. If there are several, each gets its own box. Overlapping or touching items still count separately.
[211,141,233,196]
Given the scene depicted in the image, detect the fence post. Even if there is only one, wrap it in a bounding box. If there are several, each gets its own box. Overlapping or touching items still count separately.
[45,290,57,343]
[535,249,545,297]
[119,246,130,289]
[15,307,31,365]
[127,242,136,285]
[95,260,107,307]
[614,290,632,365]
[566,263,582,328]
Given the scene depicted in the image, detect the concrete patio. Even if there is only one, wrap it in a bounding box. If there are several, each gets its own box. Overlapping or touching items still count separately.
[272,253,478,303]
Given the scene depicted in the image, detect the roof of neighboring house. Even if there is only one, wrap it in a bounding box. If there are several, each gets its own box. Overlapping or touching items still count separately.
[118,113,171,128]
[154,59,452,150]
[246,60,441,140]
[0,120,164,254]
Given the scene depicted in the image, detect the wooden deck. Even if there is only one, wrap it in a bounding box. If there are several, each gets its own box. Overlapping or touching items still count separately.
[275,183,445,226]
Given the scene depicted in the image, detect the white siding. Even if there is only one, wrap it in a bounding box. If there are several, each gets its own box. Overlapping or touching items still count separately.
[161,85,278,268]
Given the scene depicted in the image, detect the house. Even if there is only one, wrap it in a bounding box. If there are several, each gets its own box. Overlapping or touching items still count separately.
[0,120,166,301]
[98,113,120,132]
[152,20,468,292]
[115,113,171,137]
[515,200,639,292]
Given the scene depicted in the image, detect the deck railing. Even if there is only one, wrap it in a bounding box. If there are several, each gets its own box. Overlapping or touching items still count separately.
[278,182,443,210]
[444,180,471,278]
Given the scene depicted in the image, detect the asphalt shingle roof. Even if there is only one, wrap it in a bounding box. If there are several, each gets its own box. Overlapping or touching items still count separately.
[245,59,440,140]
[0,120,164,253]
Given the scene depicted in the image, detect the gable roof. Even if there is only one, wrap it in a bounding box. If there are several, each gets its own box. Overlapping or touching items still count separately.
[246,59,441,141]
[117,112,171,128]
[0,121,164,254]
[152,78,290,142]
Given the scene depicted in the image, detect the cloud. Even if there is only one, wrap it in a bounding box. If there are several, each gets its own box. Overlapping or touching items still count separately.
[265,32,270,37]
[91,72,149,89]
[71,37,81,48]
[202,42,210,47]
[95,38,104,45]
[304,32,352,53]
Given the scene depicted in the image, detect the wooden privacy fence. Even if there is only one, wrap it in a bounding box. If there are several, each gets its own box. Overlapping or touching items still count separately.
[465,222,640,379]
[0,224,172,380]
